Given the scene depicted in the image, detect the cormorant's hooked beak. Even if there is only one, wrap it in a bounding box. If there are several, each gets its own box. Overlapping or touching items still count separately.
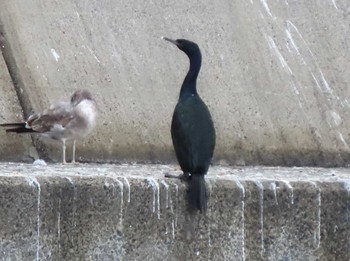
[163,37,178,46]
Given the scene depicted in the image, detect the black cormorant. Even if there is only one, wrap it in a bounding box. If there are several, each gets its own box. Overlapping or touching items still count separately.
[163,37,216,213]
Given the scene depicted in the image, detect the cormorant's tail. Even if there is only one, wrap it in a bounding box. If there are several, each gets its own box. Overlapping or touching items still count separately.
[188,174,207,213]
[0,123,34,133]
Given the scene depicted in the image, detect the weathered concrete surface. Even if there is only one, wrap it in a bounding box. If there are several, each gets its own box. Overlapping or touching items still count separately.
[0,163,349,260]
[0,50,34,161]
[0,1,350,165]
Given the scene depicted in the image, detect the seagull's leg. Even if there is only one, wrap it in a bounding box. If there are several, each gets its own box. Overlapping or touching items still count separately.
[72,140,76,163]
[62,139,67,164]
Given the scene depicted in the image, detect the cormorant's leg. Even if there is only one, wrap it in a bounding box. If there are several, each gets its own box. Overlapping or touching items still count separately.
[165,172,190,181]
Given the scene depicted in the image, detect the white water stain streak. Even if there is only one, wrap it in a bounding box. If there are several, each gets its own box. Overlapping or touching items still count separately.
[289,80,309,119]
[345,99,350,107]
[171,220,175,240]
[165,225,168,237]
[255,181,265,257]
[319,70,333,93]
[113,178,124,226]
[285,29,307,64]
[344,182,350,193]
[146,178,160,219]
[82,45,101,63]
[286,20,333,94]
[260,0,273,17]
[286,21,315,58]
[123,177,131,203]
[206,181,212,249]
[70,179,77,246]
[286,29,300,54]
[310,182,321,249]
[161,180,169,208]
[57,197,61,252]
[174,183,179,227]
[26,177,41,261]
[266,36,293,74]
[290,80,300,95]
[168,183,176,240]
[50,48,60,62]
[311,72,323,92]
[338,132,349,149]
[313,70,333,93]
[344,181,350,253]
[235,180,246,261]
[270,182,278,205]
[61,177,76,245]
[331,0,338,9]
[65,177,74,185]
[283,181,294,204]
[330,111,342,126]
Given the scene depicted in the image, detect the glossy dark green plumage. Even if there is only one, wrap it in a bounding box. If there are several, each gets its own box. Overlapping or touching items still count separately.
[164,37,216,213]
[171,97,215,175]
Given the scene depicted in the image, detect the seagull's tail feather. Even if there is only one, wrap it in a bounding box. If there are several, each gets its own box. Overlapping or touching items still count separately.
[0,122,26,127]
[0,123,34,133]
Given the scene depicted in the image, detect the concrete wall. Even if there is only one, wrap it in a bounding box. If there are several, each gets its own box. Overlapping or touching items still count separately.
[0,164,349,260]
[0,1,350,165]
[0,51,34,161]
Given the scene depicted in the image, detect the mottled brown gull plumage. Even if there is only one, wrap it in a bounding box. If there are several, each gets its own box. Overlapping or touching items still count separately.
[0,90,97,163]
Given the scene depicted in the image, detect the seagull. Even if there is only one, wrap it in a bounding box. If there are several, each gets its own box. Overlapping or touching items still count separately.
[0,90,97,164]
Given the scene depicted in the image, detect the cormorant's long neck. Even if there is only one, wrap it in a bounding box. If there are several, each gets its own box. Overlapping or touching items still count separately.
[179,51,202,99]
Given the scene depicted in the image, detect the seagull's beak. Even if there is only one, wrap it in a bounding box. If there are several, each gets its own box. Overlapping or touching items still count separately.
[163,37,178,46]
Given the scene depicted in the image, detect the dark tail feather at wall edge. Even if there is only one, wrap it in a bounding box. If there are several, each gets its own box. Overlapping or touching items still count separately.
[0,123,33,133]
[188,174,207,213]
[0,122,25,127]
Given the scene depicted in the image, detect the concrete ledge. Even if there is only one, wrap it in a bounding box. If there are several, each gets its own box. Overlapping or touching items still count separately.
[0,163,349,260]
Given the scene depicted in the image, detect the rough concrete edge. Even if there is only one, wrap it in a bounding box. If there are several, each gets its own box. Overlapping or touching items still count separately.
[0,21,48,161]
